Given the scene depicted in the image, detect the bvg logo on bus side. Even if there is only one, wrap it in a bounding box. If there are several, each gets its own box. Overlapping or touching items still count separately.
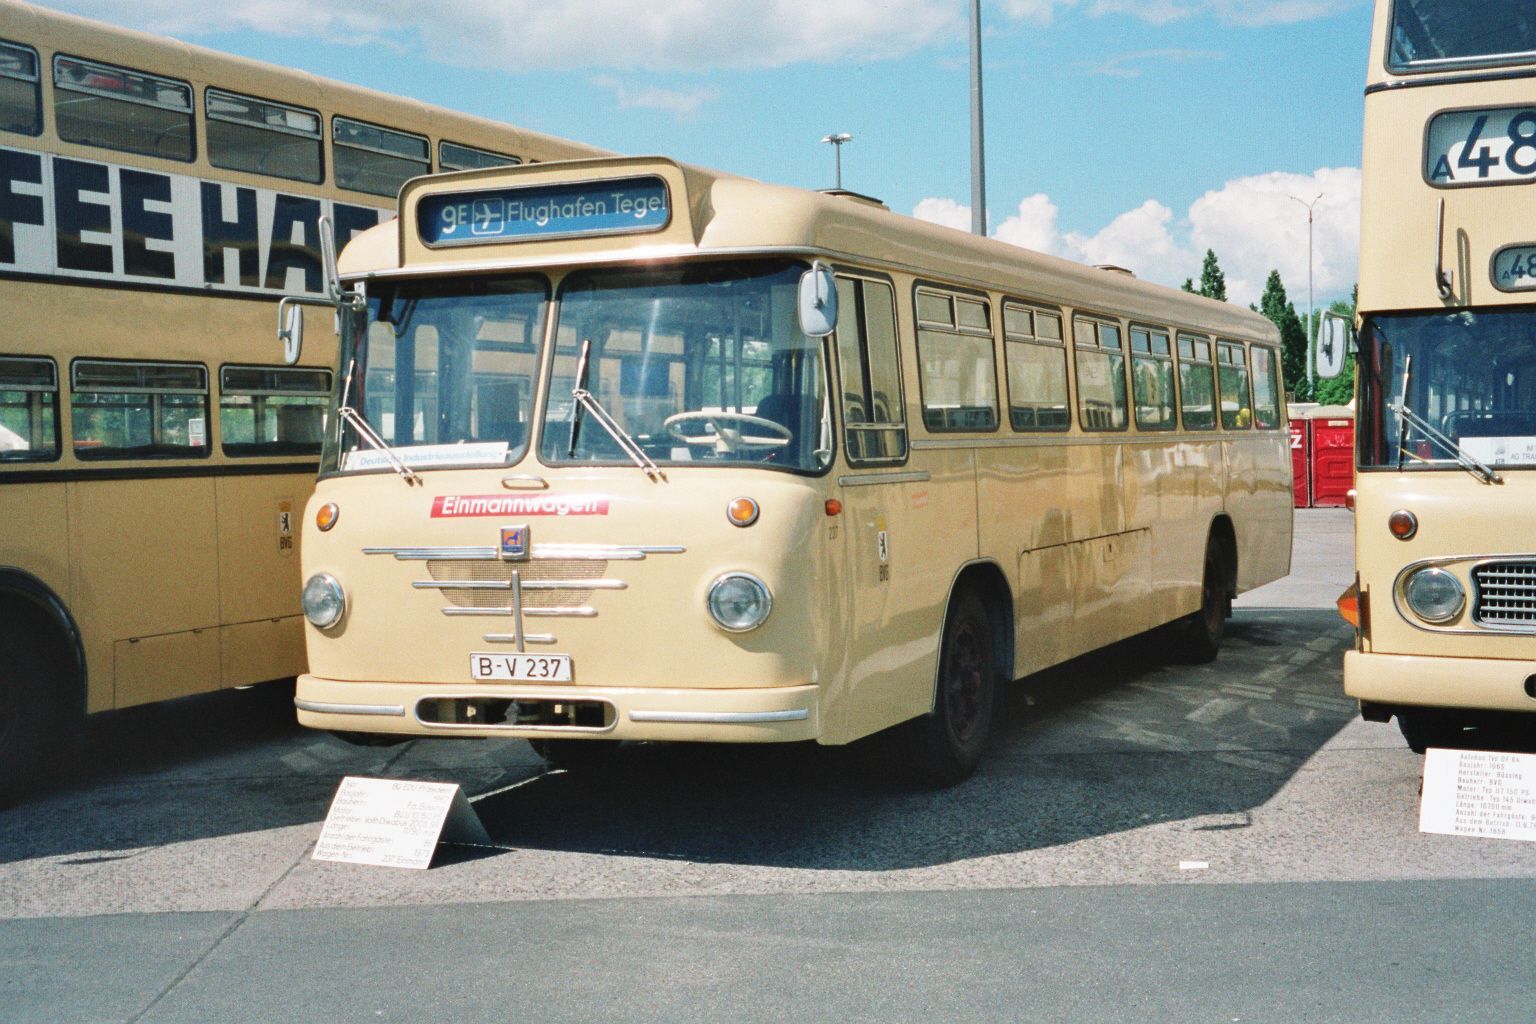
[499,525,530,561]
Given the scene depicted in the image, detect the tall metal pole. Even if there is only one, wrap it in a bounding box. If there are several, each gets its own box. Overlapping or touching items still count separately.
[821,132,851,190]
[1291,193,1322,394]
[969,0,987,236]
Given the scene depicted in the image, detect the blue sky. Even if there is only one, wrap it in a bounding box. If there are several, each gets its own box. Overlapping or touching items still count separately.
[44,0,1371,307]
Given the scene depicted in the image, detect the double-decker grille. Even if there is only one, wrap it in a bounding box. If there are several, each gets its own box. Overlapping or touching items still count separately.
[1474,561,1536,628]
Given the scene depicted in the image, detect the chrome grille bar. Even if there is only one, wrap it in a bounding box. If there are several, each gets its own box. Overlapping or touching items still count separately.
[367,544,685,561]
[413,579,627,591]
[1474,560,1536,629]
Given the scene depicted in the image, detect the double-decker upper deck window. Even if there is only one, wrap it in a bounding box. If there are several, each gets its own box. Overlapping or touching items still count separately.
[1130,325,1176,431]
[71,360,208,460]
[1178,334,1216,430]
[1217,340,1253,429]
[0,356,58,462]
[835,276,906,463]
[333,117,429,197]
[206,89,322,183]
[1250,346,1283,429]
[439,141,521,172]
[1388,0,1536,72]
[1003,302,1068,431]
[0,40,41,136]
[219,365,332,457]
[1073,315,1127,431]
[915,288,998,432]
[53,56,193,161]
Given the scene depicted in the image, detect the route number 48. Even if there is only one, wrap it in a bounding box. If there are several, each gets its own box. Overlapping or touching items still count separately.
[1456,111,1536,179]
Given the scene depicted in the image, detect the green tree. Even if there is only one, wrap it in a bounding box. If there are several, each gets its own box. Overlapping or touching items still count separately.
[1312,286,1359,407]
[1194,249,1227,301]
[1258,270,1310,401]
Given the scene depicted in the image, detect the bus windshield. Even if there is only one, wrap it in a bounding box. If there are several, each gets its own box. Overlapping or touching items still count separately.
[537,259,831,474]
[1359,307,1536,469]
[328,275,549,474]
[1389,0,1536,71]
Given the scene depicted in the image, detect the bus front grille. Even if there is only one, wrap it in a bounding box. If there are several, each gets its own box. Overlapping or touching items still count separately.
[1474,561,1536,628]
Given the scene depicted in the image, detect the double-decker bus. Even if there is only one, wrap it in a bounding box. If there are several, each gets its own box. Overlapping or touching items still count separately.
[284,155,1292,785]
[1341,1,1536,751]
[0,0,607,803]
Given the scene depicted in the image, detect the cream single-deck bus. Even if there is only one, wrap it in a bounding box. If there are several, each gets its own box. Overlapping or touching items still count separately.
[287,156,1291,784]
[1341,0,1536,752]
[0,0,607,802]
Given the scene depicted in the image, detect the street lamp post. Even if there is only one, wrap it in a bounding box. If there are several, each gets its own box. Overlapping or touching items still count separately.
[820,132,852,190]
[969,0,987,236]
[1290,192,1323,395]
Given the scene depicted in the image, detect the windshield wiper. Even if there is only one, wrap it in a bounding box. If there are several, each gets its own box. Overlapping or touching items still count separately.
[1394,399,1503,485]
[568,339,665,482]
[338,405,422,486]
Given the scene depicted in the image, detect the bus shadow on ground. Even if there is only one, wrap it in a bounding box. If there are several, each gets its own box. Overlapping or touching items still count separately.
[467,609,1368,871]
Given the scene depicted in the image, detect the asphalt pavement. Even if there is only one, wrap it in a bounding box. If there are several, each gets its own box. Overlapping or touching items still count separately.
[3,508,1534,1023]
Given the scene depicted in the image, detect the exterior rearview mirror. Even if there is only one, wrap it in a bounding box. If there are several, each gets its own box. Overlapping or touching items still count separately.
[798,261,837,337]
[1317,311,1353,379]
[279,299,304,365]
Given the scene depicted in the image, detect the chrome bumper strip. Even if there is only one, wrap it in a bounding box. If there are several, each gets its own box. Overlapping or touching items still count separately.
[627,709,811,724]
[294,698,407,717]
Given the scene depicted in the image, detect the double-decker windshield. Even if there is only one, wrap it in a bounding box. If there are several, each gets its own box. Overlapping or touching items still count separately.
[327,259,831,476]
[538,259,831,474]
[1359,307,1536,469]
[1389,0,1536,72]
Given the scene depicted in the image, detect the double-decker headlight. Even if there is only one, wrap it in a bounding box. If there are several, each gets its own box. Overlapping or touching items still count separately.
[707,573,772,632]
[1402,567,1464,624]
[302,573,347,628]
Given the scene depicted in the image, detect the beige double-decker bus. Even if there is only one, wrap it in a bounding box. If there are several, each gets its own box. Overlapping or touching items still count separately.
[1341,0,1536,751]
[287,155,1292,784]
[0,0,606,803]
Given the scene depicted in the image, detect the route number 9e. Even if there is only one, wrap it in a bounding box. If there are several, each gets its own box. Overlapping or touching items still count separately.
[1426,106,1536,186]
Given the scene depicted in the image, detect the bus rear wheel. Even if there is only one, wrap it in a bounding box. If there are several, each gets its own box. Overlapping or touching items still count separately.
[1167,536,1226,664]
[901,591,996,788]
[0,634,62,808]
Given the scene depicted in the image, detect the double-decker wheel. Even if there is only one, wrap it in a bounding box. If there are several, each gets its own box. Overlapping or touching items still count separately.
[0,634,59,808]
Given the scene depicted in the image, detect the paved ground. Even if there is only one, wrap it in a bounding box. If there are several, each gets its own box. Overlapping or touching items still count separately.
[3,508,1534,1022]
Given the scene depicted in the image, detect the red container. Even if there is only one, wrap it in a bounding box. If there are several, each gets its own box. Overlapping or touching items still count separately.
[1289,417,1310,508]
[1308,416,1355,507]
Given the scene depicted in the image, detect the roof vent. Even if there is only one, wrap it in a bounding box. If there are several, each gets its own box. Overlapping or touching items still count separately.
[819,189,888,210]
[1095,264,1136,278]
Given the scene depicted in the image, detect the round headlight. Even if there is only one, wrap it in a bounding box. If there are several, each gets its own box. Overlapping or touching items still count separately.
[707,573,772,632]
[302,572,346,629]
[1403,567,1464,624]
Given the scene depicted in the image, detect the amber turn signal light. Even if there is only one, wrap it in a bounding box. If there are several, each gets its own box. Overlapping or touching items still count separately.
[316,502,340,531]
[726,497,760,527]
[825,499,842,517]
[1388,509,1417,540]
[1336,582,1360,628]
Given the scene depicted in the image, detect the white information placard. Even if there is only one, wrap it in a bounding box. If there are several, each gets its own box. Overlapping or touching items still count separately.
[313,776,491,869]
[1420,748,1536,842]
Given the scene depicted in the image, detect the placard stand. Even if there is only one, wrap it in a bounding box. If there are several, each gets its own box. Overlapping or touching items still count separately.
[313,776,493,869]
[1420,748,1536,843]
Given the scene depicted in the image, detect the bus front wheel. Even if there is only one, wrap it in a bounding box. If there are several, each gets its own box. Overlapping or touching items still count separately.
[0,634,63,808]
[1397,710,1467,754]
[901,591,996,788]
[530,737,622,770]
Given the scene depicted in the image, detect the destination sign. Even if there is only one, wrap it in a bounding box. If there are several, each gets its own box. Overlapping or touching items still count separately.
[418,175,670,246]
[1492,243,1536,292]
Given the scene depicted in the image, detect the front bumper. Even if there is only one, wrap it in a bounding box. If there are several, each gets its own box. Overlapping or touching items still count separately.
[1344,650,1536,713]
[294,674,822,743]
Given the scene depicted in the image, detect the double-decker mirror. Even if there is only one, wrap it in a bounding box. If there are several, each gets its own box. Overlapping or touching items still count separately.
[1317,311,1354,379]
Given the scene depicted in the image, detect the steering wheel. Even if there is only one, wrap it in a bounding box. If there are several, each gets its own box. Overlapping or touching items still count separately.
[663,411,792,453]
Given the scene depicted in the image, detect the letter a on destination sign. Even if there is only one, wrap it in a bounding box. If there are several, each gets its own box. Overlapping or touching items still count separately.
[313,776,493,869]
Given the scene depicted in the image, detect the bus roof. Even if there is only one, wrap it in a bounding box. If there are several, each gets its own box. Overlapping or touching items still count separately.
[342,156,1280,345]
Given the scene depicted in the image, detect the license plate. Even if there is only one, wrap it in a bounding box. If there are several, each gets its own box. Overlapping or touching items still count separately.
[469,653,572,682]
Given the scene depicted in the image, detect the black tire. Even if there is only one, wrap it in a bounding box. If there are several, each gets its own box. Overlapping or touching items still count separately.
[1167,535,1226,664]
[529,737,622,770]
[0,633,64,808]
[901,591,997,788]
[1397,710,1467,754]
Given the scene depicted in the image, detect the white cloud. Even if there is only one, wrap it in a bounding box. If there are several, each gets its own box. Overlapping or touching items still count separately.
[1001,0,1356,26]
[913,166,1359,307]
[590,77,716,118]
[1082,48,1224,78]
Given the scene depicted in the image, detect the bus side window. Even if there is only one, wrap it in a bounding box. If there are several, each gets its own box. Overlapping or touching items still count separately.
[440,141,521,171]
[835,277,906,463]
[1250,345,1282,429]
[0,39,42,137]
[71,359,208,459]
[219,365,332,456]
[1178,334,1217,430]
[1003,302,1070,431]
[1130,325,1176,431]
[1073,315,1128,431]
[0,356,58,461]
[915,287,998,432]
[334,116,429,197]
[206,89,323,184]
[1218,340,1252,429]
[53,55,194,162]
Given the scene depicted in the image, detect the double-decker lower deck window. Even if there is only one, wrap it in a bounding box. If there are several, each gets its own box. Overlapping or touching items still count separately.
[1178,334,1216,430]
[334,117,429,197]
[0,40,40,136]
[1003,301,1068,431]
[915,288,998,432]
[1074,316,1128,431]
[835,276,907,463]
[1217,340,1252,429]
[0,356,57,461]
[439,141,520,172]
[53,55,193,161]
[219,365,332,456]
[71,360,208,460]
[1130,325,1176,431]
[207,89,322,183]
